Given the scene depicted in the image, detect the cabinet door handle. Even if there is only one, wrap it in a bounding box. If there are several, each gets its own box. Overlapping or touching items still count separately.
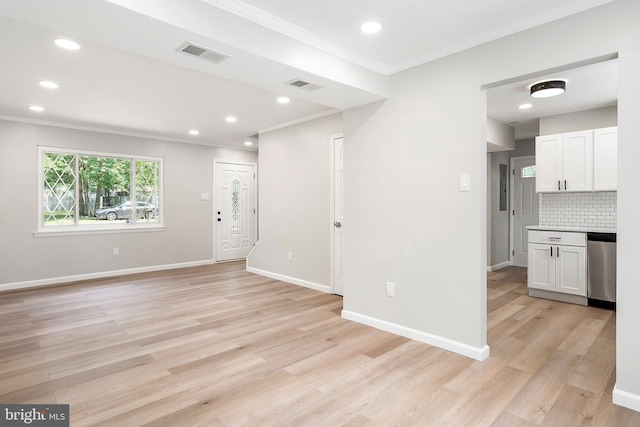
[557,246,560,257]
[564,180,567,190]
[550,246,553,257]
[558,180,561,191]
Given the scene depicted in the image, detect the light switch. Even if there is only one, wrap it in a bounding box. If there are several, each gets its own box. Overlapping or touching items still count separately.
[200,193,210,201]
[459,174,471,192]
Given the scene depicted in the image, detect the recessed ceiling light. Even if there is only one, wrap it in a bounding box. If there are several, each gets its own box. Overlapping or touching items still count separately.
[39,81,59,89]
[226,116,237,123]
[530,80,566,98]
[53,38,81,50]
[244,141,253,146]
[518,103,533,109]
[360,21,382,34]
[277,96,290,104]
[189,130,199,135]
[29,105,44,112]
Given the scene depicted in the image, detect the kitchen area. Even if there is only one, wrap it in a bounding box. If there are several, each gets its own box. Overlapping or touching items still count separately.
[527,123,617,309]
[487,58,618,310]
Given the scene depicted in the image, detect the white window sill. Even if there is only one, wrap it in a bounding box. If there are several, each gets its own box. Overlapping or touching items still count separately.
[33,224,167,238]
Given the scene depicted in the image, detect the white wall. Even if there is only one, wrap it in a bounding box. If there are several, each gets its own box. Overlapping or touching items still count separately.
[341,0,640,403]
[343,62,489,358]
[487,116,515,151]
[247,113,342,291]
[489,151,511,268]
[0,119,257,288]
[614,21,640,411]
[540,105,617,135]
[486,154,492,267]
[511,139,536,158]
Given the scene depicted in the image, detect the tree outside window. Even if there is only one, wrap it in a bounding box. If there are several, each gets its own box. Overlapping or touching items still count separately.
[41,149,161,228]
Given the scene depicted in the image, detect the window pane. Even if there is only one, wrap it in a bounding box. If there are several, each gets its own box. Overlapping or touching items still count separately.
[40,148,162,230]
[232,179,240,230]
[80,156,131,222]
[43,153,76,225]
[521,165,536,178]
[135,160,159,222]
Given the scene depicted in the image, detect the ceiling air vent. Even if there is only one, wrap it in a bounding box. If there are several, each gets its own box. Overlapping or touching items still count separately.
[176,41,230,64]
[284,78,324,92]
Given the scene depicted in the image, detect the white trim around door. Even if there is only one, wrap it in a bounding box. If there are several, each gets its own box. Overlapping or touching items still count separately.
[213,160,257,262]
[329,133,344,295]
[510,155,538,267]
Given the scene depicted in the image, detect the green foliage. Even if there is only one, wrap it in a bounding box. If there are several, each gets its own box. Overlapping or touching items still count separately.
[135,160,159,203]
[43,152,160,224]
[44,153,75,188]
[79,156,131,193]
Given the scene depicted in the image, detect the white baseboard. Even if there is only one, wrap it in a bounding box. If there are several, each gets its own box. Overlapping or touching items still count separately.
[0,259,215,292]
[487,261,512,272]
[613,384,640,412]
[246,267,331,294]
[341,310,490,361]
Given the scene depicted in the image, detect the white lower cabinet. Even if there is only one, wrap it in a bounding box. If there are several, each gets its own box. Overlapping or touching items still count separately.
[528,230,587,298]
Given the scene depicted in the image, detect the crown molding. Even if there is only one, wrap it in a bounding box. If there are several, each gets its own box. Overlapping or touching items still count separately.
[0,115,257,151]
[389,0,615,74]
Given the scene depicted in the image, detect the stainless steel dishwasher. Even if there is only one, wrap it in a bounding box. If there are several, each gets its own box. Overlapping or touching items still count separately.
[587,232,616,310]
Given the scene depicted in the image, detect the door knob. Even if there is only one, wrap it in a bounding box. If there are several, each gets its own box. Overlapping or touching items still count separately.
[334,222,342,228]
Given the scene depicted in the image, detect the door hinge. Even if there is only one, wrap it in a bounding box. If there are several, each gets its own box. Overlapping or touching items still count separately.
[254,209,256,214]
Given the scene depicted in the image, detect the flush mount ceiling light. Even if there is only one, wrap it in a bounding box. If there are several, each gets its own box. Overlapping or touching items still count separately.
[244,141,253,146]
[29,105,44,112]
[39,81,59,89]
[225,116,237,123]
[360,21,382,34]
[518,103,532,109]
[189,130,199,135]
[530,80,566,98]
[53,38,81,50]
[277,96,290,104]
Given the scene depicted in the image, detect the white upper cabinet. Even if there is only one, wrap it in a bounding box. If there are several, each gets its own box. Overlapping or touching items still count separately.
[536,126,617,193]
[536,134,563,192]
[536,130,593,193]
[593,126,618,191]
[562,131,593,191]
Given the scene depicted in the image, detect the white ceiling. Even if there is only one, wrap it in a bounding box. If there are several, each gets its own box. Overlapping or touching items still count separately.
[488,58,619,140]
[0,0,615,148]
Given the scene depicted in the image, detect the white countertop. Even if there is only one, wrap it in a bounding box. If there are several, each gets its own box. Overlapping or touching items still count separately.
[526,225,617,233]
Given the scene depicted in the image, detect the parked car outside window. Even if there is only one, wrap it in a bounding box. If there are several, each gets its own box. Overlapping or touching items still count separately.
[94,201,158,220]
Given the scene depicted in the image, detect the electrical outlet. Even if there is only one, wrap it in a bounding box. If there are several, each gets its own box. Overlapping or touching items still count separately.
[386,282,395,297]
[287,251,293,261]
[112,248,119,256]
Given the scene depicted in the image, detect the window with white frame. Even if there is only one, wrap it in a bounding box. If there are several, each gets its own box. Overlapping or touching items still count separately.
[39,147,162,231]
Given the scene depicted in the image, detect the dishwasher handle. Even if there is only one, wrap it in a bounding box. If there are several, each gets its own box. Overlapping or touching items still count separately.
[587,232,616,243]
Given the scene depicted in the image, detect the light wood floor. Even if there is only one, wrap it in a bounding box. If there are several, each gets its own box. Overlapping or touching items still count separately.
[1,263,639,426]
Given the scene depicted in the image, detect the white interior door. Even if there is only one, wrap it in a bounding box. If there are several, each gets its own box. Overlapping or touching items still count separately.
[215,161,256,262]
[332,135,344,295]
[512,156,539,267]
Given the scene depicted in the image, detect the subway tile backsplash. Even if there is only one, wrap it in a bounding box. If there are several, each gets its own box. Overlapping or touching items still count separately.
[539,192,617,229]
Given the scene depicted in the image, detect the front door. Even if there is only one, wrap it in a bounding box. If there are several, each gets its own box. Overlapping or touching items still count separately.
[215,161,256,262]
[512,156,539,267]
